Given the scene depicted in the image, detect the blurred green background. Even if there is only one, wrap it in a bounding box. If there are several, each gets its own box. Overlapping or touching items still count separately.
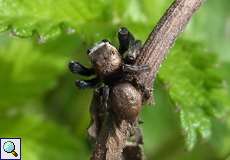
[0,0,230,159]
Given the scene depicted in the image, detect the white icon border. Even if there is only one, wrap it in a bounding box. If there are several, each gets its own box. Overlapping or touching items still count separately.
[0,138,21,160]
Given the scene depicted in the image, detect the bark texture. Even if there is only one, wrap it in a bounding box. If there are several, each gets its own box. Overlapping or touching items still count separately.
[91,0,204,159]
[135,0,204,100]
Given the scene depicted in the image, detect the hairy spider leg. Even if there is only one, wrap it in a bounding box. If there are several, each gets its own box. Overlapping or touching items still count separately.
[118,27,135,55]
[101,85,110,110]
[123,40,142,63]
[75,78,100,89]
[69,60,95,76]
[134,127,143,145]
[122,64,149,73]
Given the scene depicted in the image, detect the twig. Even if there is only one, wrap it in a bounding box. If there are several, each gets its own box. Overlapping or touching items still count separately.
[134,0,204,97]
[91,0,204,159]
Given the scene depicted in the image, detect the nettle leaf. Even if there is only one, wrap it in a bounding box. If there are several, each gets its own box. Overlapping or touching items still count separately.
[158,39,230,150]
[208,62,230,157]
[0,0,169,42]
[0,0,112,41]
[210,117,230,158]
[0,38,67,109]
[0,114,89,160]
[185,0,230,61]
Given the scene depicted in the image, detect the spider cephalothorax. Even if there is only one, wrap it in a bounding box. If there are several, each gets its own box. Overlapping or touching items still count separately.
[69,27,149,122]
[88,41,122,80]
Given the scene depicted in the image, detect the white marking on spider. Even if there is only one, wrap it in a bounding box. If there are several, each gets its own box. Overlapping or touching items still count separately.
[89,42,112,55]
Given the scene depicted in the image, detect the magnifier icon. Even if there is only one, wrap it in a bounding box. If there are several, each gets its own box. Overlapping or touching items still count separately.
[3,141,18,157]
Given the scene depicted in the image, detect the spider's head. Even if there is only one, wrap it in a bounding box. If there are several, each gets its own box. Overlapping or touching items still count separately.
[87,40,122,78]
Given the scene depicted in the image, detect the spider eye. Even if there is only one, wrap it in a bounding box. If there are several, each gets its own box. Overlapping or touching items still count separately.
[101,39,111,44]
[87,48,91,54]
[118,27,128,35]
[101,39,108,42]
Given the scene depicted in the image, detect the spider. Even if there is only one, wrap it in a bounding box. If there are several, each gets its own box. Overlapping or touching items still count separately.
[68,27,149,122]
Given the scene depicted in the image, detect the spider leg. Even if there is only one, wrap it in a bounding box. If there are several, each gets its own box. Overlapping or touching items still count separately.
[123,64,149,73]
[101,85,110,110]
[123,40,142,63]
[75,77,100,89]
[69,60,94,76]
[88,85,109,139]
[123,123,144,159]
[118,27,135,55]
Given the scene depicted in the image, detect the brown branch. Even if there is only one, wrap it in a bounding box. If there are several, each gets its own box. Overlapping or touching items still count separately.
[91,0,204,159]
[135,0,204,98]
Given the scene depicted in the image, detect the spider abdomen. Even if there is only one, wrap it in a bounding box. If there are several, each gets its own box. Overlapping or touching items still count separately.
[110,82,142,121]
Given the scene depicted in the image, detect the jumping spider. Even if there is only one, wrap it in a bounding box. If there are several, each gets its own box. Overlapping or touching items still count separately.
[69,27,149,121]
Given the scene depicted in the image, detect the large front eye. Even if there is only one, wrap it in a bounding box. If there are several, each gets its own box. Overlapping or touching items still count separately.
[101,39,111,44]
[101,39,109,42]
[87,48,91,54]
[118,27,129,36]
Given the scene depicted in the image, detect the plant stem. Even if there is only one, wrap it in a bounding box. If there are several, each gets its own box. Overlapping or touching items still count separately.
[91,0,204,159]
[134,0,204,100]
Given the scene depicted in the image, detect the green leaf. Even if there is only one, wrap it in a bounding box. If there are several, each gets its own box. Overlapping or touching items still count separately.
[0,113,89,160]
[185,0,230,61]
[0,0,113,41]
[0,0,172,42]
[0,38,67,109]
[44,76,93,138]
[159,39,230,150]
[210,119,230,158]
